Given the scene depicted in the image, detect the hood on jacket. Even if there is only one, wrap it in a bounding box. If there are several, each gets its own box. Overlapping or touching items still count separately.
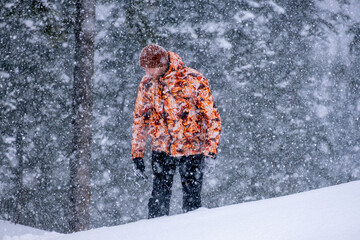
[163,51,184,77]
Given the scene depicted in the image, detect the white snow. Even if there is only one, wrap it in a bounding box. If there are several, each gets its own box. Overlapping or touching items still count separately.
[215,37,232,49]
[166,24,198,39]
[268,1,286,14]
[0,71,10,79]
[96,4,115,21]
[0,221,54,240]
[202,22,227,35]
[275,80,290,88]
[240,64,252,71]
[319,142,330,154]
[23,20,35,30]
[246,0,260,8]
[2,180,360,240]
[234,11,256,23]
[315,104,330,118]
[4,3,15,8]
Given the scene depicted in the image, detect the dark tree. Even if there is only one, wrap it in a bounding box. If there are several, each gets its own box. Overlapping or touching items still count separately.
[69,0,95,232]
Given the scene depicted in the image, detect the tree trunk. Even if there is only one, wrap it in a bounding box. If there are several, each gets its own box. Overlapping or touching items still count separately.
[14,119,25,224]
[69,0,95,232]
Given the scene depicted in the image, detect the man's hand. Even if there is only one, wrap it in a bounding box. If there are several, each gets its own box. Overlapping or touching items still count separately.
[133,157,148,180]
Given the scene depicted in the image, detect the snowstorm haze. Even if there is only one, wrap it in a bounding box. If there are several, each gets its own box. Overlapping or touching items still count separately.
[0,0,359,233]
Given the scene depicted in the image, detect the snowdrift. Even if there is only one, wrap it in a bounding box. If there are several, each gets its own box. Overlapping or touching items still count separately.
[2,180,360,240]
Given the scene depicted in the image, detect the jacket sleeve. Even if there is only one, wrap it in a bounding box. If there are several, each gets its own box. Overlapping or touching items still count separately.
[131,77,152,159]
[193,75,221,158]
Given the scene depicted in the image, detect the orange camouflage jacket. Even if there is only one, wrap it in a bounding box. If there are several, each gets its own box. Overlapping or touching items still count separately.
[131,51,221,159]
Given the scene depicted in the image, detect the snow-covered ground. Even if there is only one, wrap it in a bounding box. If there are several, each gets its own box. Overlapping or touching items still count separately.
[2,180,360,240]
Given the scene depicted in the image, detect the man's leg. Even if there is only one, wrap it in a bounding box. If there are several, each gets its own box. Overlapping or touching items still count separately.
[148,151,176,219]
[178,154,204,213]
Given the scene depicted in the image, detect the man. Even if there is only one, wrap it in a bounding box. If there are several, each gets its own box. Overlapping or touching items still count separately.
[131,44,221,219]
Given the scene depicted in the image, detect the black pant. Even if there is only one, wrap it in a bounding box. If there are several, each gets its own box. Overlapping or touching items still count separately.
[148,151,204,219]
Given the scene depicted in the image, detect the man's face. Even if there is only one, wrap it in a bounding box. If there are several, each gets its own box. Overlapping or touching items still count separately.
[144,64,168,80]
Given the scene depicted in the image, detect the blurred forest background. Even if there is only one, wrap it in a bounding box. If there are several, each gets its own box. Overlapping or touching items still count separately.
[1,0,360,233]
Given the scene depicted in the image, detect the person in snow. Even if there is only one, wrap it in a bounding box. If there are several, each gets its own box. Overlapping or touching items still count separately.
[131,44,221,219]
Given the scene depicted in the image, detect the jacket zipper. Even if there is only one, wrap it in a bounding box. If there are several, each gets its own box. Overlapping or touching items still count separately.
[158,79,173,155]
